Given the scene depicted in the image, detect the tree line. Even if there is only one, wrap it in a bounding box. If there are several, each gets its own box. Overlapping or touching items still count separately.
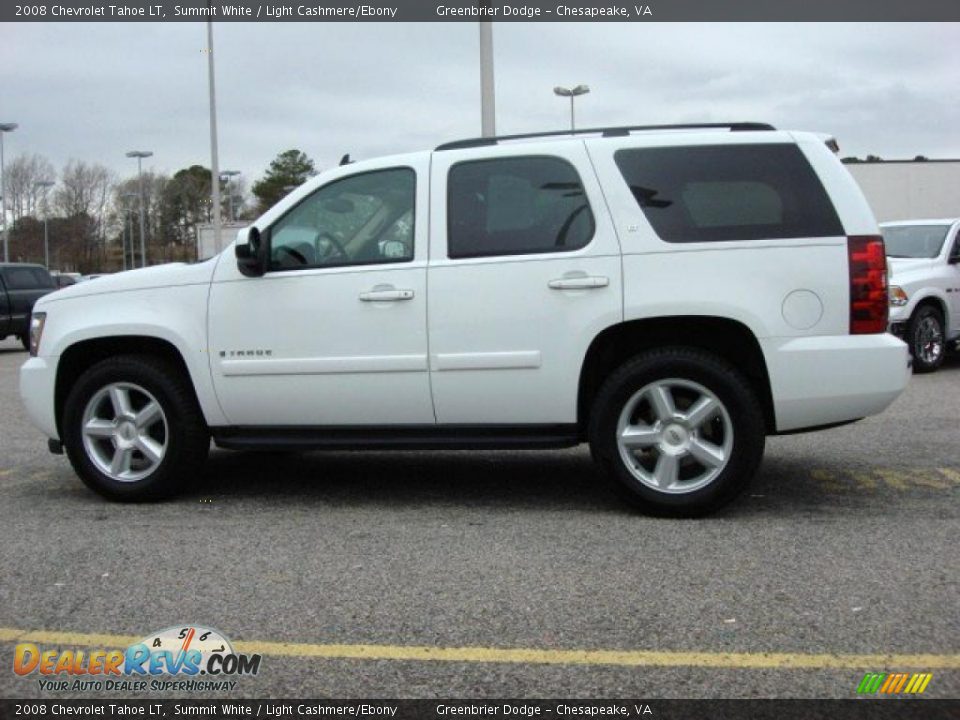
[2,148,317,273]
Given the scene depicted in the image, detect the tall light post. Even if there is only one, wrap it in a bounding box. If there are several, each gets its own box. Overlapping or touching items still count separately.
[220,170,240,221]
[553,85,590,131]
[125,150,152,268]
[207,18,223,252]
[122,192,138,271]
[34,180,54,269]
[0,122,18,263]
[478,21,496,137]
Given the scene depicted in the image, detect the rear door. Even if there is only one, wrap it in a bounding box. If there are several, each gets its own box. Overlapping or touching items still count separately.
[426,141,622,425]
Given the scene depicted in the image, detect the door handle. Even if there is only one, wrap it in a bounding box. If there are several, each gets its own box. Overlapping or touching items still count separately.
[359,286,414,302]
[548,275,609,290]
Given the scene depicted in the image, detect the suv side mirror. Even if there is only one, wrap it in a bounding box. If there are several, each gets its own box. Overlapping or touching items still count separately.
[236,226,267,277]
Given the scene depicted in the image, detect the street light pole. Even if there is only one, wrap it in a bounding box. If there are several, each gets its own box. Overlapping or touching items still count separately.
[221,170,240,221]
[126,150,153,268]
[207,18,223,253]
[0,122,18,263]
[122,192,138,271]
[553,85,590,131]
[34,180,55,269]
[478,21,496,137]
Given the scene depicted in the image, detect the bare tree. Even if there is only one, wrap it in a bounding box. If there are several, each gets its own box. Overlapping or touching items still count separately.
[111,171,173,266]
[4,153,56,223]
[52,160,115,272]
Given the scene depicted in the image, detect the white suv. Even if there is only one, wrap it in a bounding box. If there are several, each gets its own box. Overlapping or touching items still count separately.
[20,123,910,515]
[881,219,960,373]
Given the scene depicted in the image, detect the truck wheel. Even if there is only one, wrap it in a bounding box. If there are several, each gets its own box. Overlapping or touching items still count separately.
[588,348,765,517]
[908,305,945,373]
[19,334,29,351]
[62,355,209,501]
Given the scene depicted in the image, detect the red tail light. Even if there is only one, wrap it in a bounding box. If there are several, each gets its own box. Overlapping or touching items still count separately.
[848,235,888,334]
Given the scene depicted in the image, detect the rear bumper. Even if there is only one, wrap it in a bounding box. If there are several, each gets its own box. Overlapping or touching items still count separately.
[761,333,910,433]
[19,356,59,441]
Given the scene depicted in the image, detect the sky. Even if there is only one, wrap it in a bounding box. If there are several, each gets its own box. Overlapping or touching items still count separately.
[1,22,958,187]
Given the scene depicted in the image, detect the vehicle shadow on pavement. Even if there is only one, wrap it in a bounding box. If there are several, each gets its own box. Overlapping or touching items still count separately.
[191,447,627,513]
[168,446,950,519]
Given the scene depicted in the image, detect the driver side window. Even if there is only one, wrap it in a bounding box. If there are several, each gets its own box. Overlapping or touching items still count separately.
[269,167,415,271]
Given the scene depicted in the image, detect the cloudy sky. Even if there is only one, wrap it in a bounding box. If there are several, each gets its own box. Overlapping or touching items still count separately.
[1,22,958,186]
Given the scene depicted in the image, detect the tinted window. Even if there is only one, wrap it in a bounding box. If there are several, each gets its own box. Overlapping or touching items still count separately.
[269,167,415,271]
[614,144,843,242]
[3,267,53,290]
[881,225,950,259]
[447,156,594,258]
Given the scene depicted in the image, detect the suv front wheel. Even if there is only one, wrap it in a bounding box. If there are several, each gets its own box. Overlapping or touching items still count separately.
[589,348,765,516]
[62,355,209,501]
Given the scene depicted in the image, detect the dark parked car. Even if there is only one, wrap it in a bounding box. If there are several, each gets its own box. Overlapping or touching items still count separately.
[0,263,56,350]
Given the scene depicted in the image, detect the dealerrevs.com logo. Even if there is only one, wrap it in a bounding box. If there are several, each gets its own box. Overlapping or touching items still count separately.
[13,625,261,692]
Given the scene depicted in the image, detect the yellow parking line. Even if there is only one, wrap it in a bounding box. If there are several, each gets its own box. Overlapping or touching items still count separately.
[939,468,960,484]
[1,627,959,670]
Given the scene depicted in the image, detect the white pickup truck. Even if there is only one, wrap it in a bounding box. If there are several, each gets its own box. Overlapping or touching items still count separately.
[882,219,960,373]
[20,123,910,515]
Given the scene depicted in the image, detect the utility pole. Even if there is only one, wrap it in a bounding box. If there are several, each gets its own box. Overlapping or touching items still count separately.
[479,21,496,137]
[207,18,223,252]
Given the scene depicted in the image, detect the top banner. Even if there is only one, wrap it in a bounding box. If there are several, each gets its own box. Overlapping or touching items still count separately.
[5,0,960,22]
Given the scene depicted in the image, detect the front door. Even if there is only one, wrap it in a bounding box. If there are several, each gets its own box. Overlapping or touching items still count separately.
[948,227,960,338]
[208,158,434,426]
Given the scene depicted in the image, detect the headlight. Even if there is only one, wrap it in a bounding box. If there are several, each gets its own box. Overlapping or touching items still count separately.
[889,286,908,307]
[29,312,46,357]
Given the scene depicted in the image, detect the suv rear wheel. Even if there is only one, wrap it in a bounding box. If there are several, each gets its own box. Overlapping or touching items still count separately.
[589,348,765,516]
[62,355,209,501]
[908,304,945,373]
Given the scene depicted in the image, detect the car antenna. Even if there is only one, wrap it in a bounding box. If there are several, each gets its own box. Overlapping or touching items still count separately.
[340,153,353,166]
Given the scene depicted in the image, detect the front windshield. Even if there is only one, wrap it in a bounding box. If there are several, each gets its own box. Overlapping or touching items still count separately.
[881,225,950,259]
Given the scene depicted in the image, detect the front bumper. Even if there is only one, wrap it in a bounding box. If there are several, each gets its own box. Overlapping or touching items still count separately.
[761,333,911,433]
[20,356,59,441]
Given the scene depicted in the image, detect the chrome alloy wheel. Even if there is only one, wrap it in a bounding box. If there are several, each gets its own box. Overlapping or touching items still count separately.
[914,315,944,366]
[81,382,168,482]
[616,378,734,494]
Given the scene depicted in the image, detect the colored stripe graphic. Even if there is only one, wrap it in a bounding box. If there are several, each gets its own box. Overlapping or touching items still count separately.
[857,673,885,693]
[858,672,932,694]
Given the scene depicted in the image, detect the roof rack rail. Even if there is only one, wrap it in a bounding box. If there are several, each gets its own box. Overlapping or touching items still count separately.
[435,122,776,152]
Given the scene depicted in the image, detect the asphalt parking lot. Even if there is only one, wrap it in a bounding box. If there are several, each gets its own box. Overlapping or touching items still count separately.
[0,336,957,700]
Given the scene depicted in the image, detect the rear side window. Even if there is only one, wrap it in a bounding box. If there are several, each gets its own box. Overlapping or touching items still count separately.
[447,156,594,258]
[2,267,53,290]
[613,144,843,242]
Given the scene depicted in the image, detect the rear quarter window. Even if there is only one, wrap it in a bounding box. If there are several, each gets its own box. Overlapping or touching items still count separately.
[613,144,843,242]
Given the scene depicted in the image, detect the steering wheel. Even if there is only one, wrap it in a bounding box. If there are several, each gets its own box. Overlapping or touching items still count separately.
[273,245,308,266]
[316,232,349,261]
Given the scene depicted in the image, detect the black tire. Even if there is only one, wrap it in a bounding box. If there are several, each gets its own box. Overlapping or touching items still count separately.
[62,355,209,501]
[907,305,945,374]
[19,334,29,351]
[588,347,765,517]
